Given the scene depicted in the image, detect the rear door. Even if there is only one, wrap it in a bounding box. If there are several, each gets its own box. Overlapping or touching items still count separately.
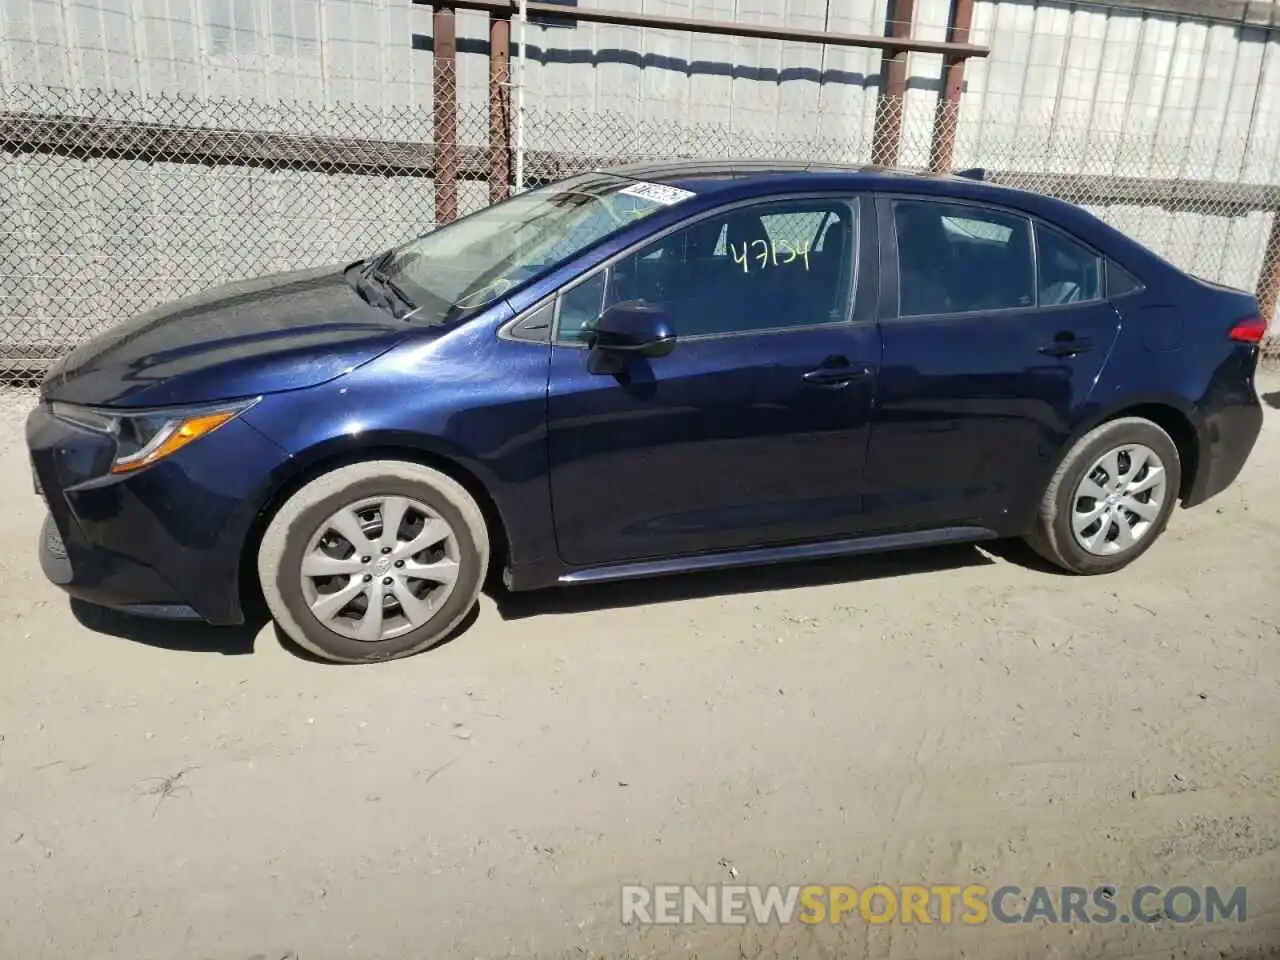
[864,194,1122,529]
[546,194,882,567]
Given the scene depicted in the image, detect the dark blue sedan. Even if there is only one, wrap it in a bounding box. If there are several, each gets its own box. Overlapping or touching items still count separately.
[27,161,1269,663]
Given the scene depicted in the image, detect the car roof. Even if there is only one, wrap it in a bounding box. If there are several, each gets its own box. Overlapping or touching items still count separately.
[602,159,978,192]
[599,159,1073,215]
[598,159,1160,271]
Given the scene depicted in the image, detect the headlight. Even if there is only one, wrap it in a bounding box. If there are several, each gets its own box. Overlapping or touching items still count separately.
[51,398,259,474]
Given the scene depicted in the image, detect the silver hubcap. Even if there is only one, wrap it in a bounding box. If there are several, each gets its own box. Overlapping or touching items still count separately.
[1071,443,1167,556]
[299,496,461,642]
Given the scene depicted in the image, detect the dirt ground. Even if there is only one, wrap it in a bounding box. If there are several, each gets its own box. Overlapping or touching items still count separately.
[1,376,1279,960]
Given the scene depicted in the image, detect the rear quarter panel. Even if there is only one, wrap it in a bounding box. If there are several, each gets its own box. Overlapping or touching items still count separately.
[1058,278,1262,506]
[963,188,1266,508]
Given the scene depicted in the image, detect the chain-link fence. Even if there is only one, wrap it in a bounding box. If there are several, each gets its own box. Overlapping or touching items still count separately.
[2,72,1278,387]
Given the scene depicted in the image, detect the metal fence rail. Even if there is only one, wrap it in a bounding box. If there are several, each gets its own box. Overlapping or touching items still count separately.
[1,77,1278,387]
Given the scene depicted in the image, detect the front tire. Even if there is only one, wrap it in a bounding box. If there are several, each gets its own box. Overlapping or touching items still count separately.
[1026,417,1181,575]
[257,461,489,663]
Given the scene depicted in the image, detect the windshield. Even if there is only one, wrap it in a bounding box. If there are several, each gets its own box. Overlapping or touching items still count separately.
[378,172,696,324]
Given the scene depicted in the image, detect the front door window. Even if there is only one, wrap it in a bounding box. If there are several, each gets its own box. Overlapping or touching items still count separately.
[555,197,859,343]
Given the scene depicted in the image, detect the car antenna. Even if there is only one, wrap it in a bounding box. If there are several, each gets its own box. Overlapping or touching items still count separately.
[953,167,985,180]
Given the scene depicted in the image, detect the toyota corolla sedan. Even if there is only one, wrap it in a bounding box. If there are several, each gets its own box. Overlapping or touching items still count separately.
[28,161,1268,663]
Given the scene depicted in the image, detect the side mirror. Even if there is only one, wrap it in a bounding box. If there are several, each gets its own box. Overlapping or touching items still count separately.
[588,300,676,359]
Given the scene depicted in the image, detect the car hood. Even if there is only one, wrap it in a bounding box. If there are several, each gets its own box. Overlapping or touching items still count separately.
[39,263,412,409]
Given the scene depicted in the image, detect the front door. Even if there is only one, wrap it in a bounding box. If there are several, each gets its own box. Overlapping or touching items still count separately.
[546,195,881,567]
[864,195,1122,530]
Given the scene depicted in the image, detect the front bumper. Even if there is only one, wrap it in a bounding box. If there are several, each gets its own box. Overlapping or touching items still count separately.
[27,400,291,625]
[37,512,203,620]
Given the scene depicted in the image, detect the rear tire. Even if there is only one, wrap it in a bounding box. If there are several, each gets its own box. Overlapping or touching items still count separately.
[1026,417,1181,575]
[257,461,489,663]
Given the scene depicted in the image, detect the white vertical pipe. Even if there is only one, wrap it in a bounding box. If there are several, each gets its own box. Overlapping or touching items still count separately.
[513,0,527,192]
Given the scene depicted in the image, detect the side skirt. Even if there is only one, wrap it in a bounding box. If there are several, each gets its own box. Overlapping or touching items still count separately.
[555,525,1000,586]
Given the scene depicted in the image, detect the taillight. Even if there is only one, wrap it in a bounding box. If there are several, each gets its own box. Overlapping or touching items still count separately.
[1228,314,1269,343]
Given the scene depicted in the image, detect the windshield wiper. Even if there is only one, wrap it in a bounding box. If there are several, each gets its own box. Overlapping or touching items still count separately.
[356,250,418,320]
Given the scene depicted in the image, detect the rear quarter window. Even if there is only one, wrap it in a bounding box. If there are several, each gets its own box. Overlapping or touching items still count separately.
[1036,223,1103,305]
[1106,261,1144,298]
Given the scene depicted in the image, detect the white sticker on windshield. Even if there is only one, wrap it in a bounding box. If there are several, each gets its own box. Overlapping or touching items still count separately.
[618,180,696,206]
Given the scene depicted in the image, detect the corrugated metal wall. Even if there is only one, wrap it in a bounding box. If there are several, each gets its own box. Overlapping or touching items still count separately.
[1,0,432,112]
[5,0,1277,155]
[2,0,1279,347]
[961,5,1280,176]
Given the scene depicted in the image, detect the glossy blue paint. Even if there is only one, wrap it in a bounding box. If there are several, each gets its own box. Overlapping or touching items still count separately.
[27,162,1266,626]
[28,404,291,622]
[547,323,881,565]
[41,264,412,408]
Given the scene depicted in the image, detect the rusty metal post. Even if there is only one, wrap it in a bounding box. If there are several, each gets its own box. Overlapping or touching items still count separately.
[928,0,974,173]
[1258,212,1280,327]
[488,11,511,203]
[871,0,915,167]
[433,4,459,224]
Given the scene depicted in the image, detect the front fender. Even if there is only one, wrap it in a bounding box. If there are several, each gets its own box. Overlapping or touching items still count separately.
[241,323,558,573]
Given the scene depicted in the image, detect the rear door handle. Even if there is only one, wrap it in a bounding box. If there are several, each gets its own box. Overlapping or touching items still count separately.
[1039,335,1095,358]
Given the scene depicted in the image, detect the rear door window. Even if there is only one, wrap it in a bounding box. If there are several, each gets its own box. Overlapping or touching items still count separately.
[892,199,1035,318]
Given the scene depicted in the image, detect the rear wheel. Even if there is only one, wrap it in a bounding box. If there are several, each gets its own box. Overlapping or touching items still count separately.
[257,461,489,663]
[1026,417,1181,574]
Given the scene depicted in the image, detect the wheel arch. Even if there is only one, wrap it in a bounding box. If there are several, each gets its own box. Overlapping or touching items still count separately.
[237,436,513,613]
[1062,398,1201,503]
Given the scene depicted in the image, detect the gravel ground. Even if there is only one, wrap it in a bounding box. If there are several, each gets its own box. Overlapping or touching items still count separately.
[1,375,1279,960]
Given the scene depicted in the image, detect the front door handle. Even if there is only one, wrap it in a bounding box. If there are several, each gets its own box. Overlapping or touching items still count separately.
[1039,334,1095,358]
[802,358,872,387]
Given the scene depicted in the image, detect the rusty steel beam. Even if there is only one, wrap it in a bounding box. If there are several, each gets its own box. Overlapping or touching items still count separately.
[433,4,459,224]
[929,0,975,173]
[412,0,989,58]
[0,110,487,177]
[488,10,511,203]
[10,113,1280,213]
[9,115,1280,215]
[871,0,915,167]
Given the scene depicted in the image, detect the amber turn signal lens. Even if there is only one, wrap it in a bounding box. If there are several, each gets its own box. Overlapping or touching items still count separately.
[109,410,239,474]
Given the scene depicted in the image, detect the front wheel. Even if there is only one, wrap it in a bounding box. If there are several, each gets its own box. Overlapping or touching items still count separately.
[1026,417,1181,575]
[257,461,489,663]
